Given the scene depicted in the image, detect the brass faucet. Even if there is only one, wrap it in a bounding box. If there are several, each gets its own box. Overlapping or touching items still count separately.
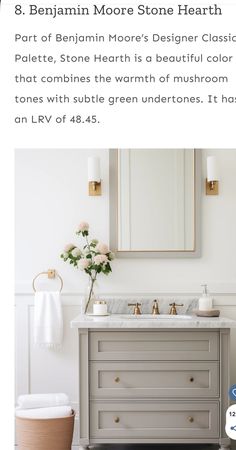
[152,299,160,315]
[169,302,184,315]
[128,302,142,315]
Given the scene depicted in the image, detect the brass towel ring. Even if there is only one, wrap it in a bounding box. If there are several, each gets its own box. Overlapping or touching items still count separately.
[32,269,63,292]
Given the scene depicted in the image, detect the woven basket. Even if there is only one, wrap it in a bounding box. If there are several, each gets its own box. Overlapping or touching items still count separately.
[16,411,75,450]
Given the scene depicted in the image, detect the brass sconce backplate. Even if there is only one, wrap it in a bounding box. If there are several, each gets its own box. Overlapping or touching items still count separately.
[206,179,219,195]
[89,181,101,196]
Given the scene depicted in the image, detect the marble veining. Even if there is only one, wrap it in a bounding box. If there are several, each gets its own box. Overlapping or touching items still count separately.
[104,296,199,315]
[71,313,236,329]
[72,296,236,328]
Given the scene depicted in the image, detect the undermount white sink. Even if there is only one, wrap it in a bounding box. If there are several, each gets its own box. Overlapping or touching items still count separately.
[112,314,192,320]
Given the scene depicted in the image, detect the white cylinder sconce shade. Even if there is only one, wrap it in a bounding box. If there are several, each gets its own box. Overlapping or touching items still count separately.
[206,156,219,195]
[88,157,101,182]
[207,156,218,182]
[88,157,102,195]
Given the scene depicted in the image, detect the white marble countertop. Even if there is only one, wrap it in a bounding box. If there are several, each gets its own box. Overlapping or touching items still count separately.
[71,314,236,329]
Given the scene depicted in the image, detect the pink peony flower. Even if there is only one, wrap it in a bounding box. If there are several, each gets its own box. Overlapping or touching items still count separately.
[95,242,109,255]
[78,258,90,270]
[94,254,108,265]
[64,243,75,253]
[78,221,89,232]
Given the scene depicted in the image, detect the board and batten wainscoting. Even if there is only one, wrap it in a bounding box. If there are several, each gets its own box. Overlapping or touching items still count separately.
[15,287,236,449]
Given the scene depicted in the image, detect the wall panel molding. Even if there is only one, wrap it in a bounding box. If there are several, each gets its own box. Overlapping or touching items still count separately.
[15,290,236,306]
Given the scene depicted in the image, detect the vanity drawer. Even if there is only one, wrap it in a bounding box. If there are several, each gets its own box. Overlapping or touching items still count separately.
[89,331,219,361]
[90,401,219,439]
[90,361,219,398]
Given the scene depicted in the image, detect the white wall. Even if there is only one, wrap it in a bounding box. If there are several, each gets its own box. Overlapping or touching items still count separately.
[15,148,110,293]
[15,148,236,446]
[15,148,236,294]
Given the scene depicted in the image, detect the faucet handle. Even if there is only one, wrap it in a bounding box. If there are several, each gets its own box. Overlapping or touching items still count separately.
[169,302,184,307]
[169,302,184,315]
[152,299,160,315]
[128,302,142,315]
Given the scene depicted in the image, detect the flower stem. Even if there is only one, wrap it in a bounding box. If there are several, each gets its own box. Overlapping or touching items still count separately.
[84,274,97,314]
[85,235,91,252]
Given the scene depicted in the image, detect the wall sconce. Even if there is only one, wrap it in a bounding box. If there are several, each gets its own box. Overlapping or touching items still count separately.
[206,156,219,195]
[88,156,101,196]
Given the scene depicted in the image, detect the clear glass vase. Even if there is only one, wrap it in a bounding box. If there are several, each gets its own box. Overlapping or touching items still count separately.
[82,278,99,314]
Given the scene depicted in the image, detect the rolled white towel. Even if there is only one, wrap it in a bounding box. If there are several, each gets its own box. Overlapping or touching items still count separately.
[17,393,69,410]
[16,406,72,419]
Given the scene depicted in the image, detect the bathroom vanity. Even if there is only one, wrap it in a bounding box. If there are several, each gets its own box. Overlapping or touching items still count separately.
[71,314,236,449]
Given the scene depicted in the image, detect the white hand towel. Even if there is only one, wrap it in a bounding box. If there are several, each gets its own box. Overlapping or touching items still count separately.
[16,406,72,419]
[17,393,69,410]
[34,291,63,348]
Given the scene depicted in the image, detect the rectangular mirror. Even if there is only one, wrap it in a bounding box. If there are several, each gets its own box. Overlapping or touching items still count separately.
[110,149,201,257]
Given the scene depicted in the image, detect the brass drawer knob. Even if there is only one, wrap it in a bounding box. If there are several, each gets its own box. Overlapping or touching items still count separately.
[188,416,194,423]
[189,377,194,382]
[114,416,120,423]
[114,377,120,383]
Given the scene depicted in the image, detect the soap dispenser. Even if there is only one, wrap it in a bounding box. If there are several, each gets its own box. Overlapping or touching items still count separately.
[198,284,213,311]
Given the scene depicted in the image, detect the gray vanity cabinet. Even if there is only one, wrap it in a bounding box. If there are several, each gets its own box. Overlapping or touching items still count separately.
[77,329,230,449]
